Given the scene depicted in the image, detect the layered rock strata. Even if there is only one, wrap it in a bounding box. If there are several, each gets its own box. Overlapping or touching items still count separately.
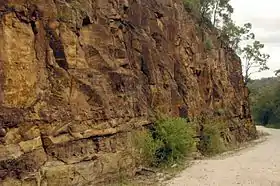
[0,0,256,185]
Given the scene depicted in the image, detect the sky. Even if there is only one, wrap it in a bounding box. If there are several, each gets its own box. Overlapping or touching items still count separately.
[231,0,280,79]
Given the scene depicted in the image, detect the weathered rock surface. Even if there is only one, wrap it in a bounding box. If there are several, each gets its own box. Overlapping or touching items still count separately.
[0,0,256,185]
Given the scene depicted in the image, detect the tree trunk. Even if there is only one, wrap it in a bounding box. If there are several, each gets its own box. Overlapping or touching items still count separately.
[212,1,219,27]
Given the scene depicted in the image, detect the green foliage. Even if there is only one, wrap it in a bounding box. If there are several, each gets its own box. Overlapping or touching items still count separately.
[197,119,226,155]
[221,22,254,52]
[222,22,270,83]
[211,0,234,28]
[133,129,162,166]
[183,0,233,27]
[183,0,201,15]
[242,41,270,84]
[221,21,270,83]
[133,117,196,167]
[204,38,213,51]
[182,0,270,81]
[134,115,240,167]
[266,124,280,129]
[248,77,280,126]
[154,118,196,164]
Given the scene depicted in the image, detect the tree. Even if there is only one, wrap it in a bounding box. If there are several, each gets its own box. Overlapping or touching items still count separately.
[242,41,270,85]
[248,77,280,126]
[182,0,270,83]
[211,0,233,28]
[221,22,254,52]
[183,0,233,26]
[200,0,213,19]
[221,21,269,84]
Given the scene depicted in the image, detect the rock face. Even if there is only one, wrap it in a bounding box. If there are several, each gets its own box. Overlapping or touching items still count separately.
[0,0,256,185]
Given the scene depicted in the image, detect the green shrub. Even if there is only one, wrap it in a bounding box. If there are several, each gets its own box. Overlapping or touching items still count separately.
[153,118,196,165]
[198,119,226,155]
[133,129,163,166]
[133,117,196,167]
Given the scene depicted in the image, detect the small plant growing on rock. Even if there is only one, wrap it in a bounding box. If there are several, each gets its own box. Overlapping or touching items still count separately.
[204,38,213,51]
[183,0,200,14]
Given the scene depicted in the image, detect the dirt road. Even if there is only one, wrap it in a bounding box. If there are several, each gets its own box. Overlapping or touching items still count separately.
[167,126,280,186]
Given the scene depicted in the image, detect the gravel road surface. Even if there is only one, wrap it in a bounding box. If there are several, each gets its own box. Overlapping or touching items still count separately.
[167,126,280,186]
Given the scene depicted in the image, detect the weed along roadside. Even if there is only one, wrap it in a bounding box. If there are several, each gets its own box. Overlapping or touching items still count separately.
[133,116,239,167]
[114,115,258,185]
[133,117,196,168]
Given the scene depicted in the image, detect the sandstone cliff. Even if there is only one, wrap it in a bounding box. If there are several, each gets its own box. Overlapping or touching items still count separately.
[0,0,256,185]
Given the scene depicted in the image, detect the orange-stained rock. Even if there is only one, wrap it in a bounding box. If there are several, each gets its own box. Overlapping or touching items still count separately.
[0,0,256,185]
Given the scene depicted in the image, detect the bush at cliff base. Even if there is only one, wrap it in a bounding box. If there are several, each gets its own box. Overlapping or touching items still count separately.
[133,129,162,166]
[133,117,196,167]
[198,119,227,156]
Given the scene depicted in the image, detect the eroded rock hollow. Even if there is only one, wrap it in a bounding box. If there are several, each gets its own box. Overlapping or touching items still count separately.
[0,0,256,185]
